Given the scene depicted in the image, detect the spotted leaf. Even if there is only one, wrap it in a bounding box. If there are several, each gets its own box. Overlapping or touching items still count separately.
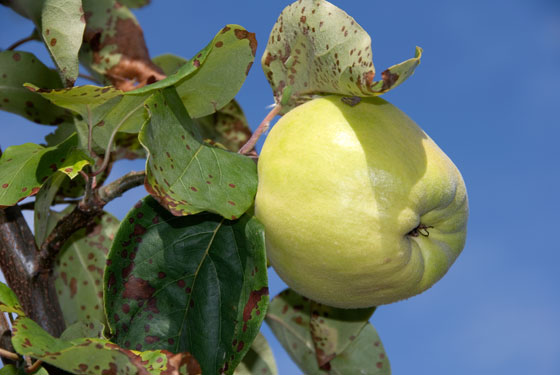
[11,316,201,375]
[33,172,68,246]
[117,0,150,9]
[233,333,278,375]
[132,25,256,118]
[41,0,85,86]
[104,196,268,375]
[0,281,25,316]
[79,0,165,89]
[49,208,120,327]
[0,51,72,125]
[27,83,149,152]
[0,364,48,375]
[266,289,389,374]
[60,319,106,341]
[139,88,257,219]
[262,0,422,112]
[0,134,92,207]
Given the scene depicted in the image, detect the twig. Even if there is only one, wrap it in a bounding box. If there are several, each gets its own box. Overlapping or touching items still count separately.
[238,104,282,155]
[38,171,145,270]
[78,73,98,83]
[0,348,19,361]
[26,359,43,374]
[7,33,37,51]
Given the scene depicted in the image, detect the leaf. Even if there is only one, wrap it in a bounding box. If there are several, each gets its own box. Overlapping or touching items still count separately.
[11,316,202,375]
[0,281,25,316]
[139,88,257,219]
[153,53,253,151]
[60,319,106,341]
[262,0,422,112]
[131,25,256,118]
[104,196,268,375]
[0,134,92,207]
[0,51,72,125]
[113,132,146,161]
[266,289,389,374]
[41,0,86,86]
[33,172,68,246]
[0,364,48,375]
[233,333,278,375]
[51,209,120,326]
[27,84,149,152]
[80,0,165,89]
[196,100,253,152]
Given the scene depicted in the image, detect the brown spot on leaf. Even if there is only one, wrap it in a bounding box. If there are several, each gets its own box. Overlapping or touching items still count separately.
[12,53,21,62]
[70,278,78,298]
[50,38,57,46]
[243,287,268,322]
[381,69,399,91]
[234,29,257,56]
[122,275,155,300]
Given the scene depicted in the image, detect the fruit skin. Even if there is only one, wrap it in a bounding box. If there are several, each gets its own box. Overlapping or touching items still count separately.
[255,95,468,308]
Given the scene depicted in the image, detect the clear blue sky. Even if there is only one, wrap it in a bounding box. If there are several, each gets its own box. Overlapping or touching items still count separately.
[1,0,560,374]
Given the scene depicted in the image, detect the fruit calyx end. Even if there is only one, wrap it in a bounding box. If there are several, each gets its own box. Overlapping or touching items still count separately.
[408,223,434,237]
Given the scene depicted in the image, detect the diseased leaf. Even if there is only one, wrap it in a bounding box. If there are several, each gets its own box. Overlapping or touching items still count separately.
[50,209,119,326]
[80,0,165,89]
[33,172,68,246]
[0,51,72,125]
[262,0,422,112]
[27,84,149,152]
[104,196,268,375]
[116,0,150,8]
[41,0,86,86]
[0,281,25,316]
[196,100,252,152]
[139,88,257,219]
[60,319,106,341]
[0,134,92,207]
[234,333,278,375]
[0,364,48,375]
[132,25,256,118]
[266,289,388,374]
[11,316,201,375]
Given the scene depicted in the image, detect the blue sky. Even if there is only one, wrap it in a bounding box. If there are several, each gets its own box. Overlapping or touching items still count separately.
[1,0,560,374]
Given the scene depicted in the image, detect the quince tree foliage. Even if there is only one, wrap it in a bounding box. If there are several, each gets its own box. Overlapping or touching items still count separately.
[0,0,468,374]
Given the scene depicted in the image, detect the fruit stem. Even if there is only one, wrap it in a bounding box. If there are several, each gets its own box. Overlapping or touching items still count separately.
[238,104,282,155]
[408,223,434,237]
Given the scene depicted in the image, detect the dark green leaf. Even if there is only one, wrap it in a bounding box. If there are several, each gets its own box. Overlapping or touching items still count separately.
[139,88,257,219]
[262,0,421,112]
[132,25,256,118]
[33,172,67,246]
[266,289,388,374]
[0,281,25,316]
[104,196,268,375]
[41,0,86,86]
[233,333,278,375]
[0,134,92,207]
[50,209,120,326]
[0,51,72,125]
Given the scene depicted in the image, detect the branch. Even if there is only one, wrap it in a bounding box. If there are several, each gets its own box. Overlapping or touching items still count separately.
[238,104,282,155]
[38,171,145,270]
[7,32,38,51]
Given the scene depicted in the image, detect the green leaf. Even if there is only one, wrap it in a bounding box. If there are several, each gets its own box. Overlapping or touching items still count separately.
[139,88,257,219]
[266,289,389,374]
[0,134,92,207]
[104,196,268,375]
[50,209,120,326]
[262,0,422,112]
[113,133,146,161]
[41,0,86,86]
[60,319,106,341]
[27,84,149,152]
[0,51,72,125]
[0,281,25,316]
[33,172,68,246]
[233,333,278,375]
[196,100,253,152]
[131,25,256,118]
[0,364,48,375]
[12,316,202,375]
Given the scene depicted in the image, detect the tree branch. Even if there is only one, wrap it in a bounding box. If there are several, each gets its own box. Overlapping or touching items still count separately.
[238,104,282,155]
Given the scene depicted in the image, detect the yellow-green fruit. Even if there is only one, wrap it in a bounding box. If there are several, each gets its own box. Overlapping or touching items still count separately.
[255,95,468,308]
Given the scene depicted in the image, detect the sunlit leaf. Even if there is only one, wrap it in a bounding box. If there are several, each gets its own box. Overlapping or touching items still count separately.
[104,196,268,375]
[0,281,25,316]
[132,25,256,118]
[41,0,86,86]
[139,88,257,219]
[262,0,421,112]
[0,134,92,207]
[0,51,72,125]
